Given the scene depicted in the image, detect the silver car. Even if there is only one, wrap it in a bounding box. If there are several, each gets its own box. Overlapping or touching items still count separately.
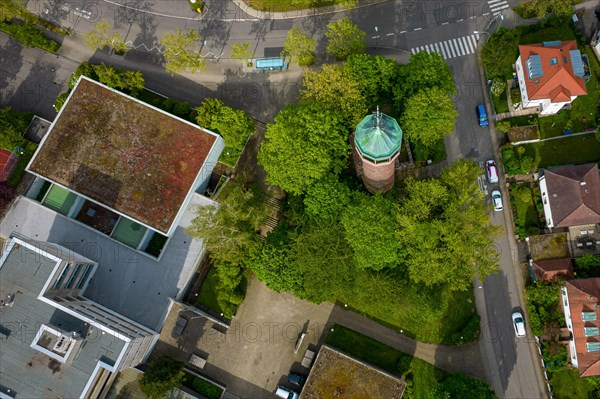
[491,190,503,212]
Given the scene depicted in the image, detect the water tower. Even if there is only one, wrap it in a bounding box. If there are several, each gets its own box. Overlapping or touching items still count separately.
[353,108,403,193]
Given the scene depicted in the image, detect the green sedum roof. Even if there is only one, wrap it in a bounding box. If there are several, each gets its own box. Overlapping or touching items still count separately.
[354,111,402,162]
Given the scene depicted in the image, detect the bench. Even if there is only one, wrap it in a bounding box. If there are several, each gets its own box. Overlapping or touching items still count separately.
[189,354,207,369]
[173,316,188,335]
[301,349,315,368]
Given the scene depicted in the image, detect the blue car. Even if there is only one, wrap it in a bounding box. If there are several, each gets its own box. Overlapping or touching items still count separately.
[477,104,488,127]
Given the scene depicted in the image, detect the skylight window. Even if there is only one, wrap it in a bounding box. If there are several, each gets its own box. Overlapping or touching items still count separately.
[587,342,600,352]
[584,327,599,337]
[570,49,585,77]
[582,312,597,321]
[527,55,544,79]
[550,57,558,65]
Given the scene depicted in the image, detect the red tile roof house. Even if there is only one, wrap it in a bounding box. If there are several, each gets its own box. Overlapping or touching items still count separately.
[515,40,587,115]
[24,76,224,256]
[531,258,574,282]
[561,278,600,376]
[539,163,600,229]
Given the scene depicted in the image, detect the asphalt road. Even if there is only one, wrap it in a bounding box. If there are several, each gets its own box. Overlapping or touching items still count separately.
[10,1,552,398]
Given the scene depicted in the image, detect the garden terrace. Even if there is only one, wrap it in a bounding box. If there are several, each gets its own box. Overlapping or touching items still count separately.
[300,345,405,399]
[28,77,220,234]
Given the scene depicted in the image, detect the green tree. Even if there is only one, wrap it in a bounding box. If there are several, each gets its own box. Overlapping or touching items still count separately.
[325,17,366,60]
[481,28,520,79]
[0,107,29,150]
[231,42,253,66]
[397,160,500,291]
[248,223,305,294]
[92,64,144,94]
[0,0,24,22]
[289,219,355,303]
[525,281,564,336]
[187,178,267,265]
[160,28,206,76]
[300,64,368,127]
[195,98,224,128]
[430,373,497,399]
[394,51,456,110]
[521,0,573,18]
[282,25,316,66]
[83,21,128,53]
[344,54,400,106]
[401,87,458,149]
[341,194,404,271]
[303,175,352,220]
[139,357,185,399]
[258,103,350,194]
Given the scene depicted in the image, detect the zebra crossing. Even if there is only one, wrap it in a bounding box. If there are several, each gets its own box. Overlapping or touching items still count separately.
[410,34,480,60]
[487,0,510,16]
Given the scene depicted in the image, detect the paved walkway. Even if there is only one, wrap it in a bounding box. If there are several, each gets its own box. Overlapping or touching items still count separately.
[329,305,487,380]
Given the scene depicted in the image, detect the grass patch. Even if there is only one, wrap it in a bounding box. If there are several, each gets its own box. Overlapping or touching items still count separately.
[197,268,245,319]
[343,284,479,345]
[7,141,37,187]
[219,145,245,168]
[492,90,509,114]
[508,183,540,237]
[0,20,60,53]
[182,373,223,399]
[549,367,596,399]
[325,324,449,399]
[502,115,539,128]
[519,23,576,45]
[249,0,352,12]
[519,133,600,168]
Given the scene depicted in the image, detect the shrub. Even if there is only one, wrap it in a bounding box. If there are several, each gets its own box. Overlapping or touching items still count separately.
[53,92,69,112]
[173,101,191,119]
[496,121,511,133]
[0,20,60,53]
[139,357,185,399]
[162,98,177,112]
[490,79,505,97]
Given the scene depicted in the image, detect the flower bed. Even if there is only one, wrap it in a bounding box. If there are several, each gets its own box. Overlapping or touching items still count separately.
[507,125,538,143]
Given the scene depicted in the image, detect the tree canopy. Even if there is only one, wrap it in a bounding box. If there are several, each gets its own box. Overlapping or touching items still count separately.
[258,103,350,194]
[401,87,458,149]
[397,160,500,291]
[139,357,185,399]
[0,0,24,21]
[282,25,316,66]
[160,28,206,75]
[303,175,352,220]
[394,51,456,111]
[345,54,399,106]
[325,17,366,60]
[521,0,573,18]
[300,64,368,127]
[83,21,127,53]
[231,42,253,65]
[481,28,520,79]
[341,193,405,271]
[186,178,267,265]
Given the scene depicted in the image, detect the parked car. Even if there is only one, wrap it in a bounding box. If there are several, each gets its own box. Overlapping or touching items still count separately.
[275,386,299,399]
[288,372,306,387]
[491,190,503,212]
[512,311,526,337]
[485,160,499,184]
[477,103,488,127]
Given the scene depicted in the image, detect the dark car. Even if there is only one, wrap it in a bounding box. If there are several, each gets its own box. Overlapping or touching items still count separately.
[288,372,306,387]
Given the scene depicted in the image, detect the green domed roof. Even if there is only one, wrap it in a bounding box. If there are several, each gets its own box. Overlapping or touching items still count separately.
[354,111,402,162]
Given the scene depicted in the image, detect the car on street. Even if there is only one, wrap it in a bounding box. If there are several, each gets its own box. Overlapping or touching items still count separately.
[288,372,306,387]
[512,311,526,337]
[275,386,300,399]
[486,160,499,184]
[477,103,489,127]
[491,190,503,212]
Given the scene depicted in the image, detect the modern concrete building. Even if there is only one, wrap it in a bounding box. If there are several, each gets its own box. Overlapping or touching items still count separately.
[353,109,402,193]
[0,235,158,398]
[25,76,224,258]
[515,40,588,115]
[561,278,600,376]
[539,163,600,229]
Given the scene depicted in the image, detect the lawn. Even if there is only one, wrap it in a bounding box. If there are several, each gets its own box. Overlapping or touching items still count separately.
[508,183,541,238]
[325,324,449,399]
[492,90,509,114]
[550,367,596,399]
[197,268,245,319]
[519,133,600,169]
[249,0,352,12]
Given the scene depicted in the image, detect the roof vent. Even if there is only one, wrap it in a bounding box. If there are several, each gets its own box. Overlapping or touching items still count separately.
[580,181,587,186]
[534,79,540,84]
[553,193,557,198]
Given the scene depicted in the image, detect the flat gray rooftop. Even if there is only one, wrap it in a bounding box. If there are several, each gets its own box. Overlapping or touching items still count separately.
[0,244,124,399]
[0,194,211,331]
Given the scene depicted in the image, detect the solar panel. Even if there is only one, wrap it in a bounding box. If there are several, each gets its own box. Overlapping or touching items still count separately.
[587,342,600,352]
[570,50,585,77]
[543,41,561,47]
[582,312,598,321]
[527,55,544,79]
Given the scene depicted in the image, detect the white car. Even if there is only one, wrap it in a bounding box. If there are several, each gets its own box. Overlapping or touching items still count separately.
[512,311,526,337]
[491,190,503,212]
[275,386,299,399]
[486,160,499,184]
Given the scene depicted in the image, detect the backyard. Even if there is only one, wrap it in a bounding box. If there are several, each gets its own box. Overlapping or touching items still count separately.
[549,367,599,399]
[508,183,543,238]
